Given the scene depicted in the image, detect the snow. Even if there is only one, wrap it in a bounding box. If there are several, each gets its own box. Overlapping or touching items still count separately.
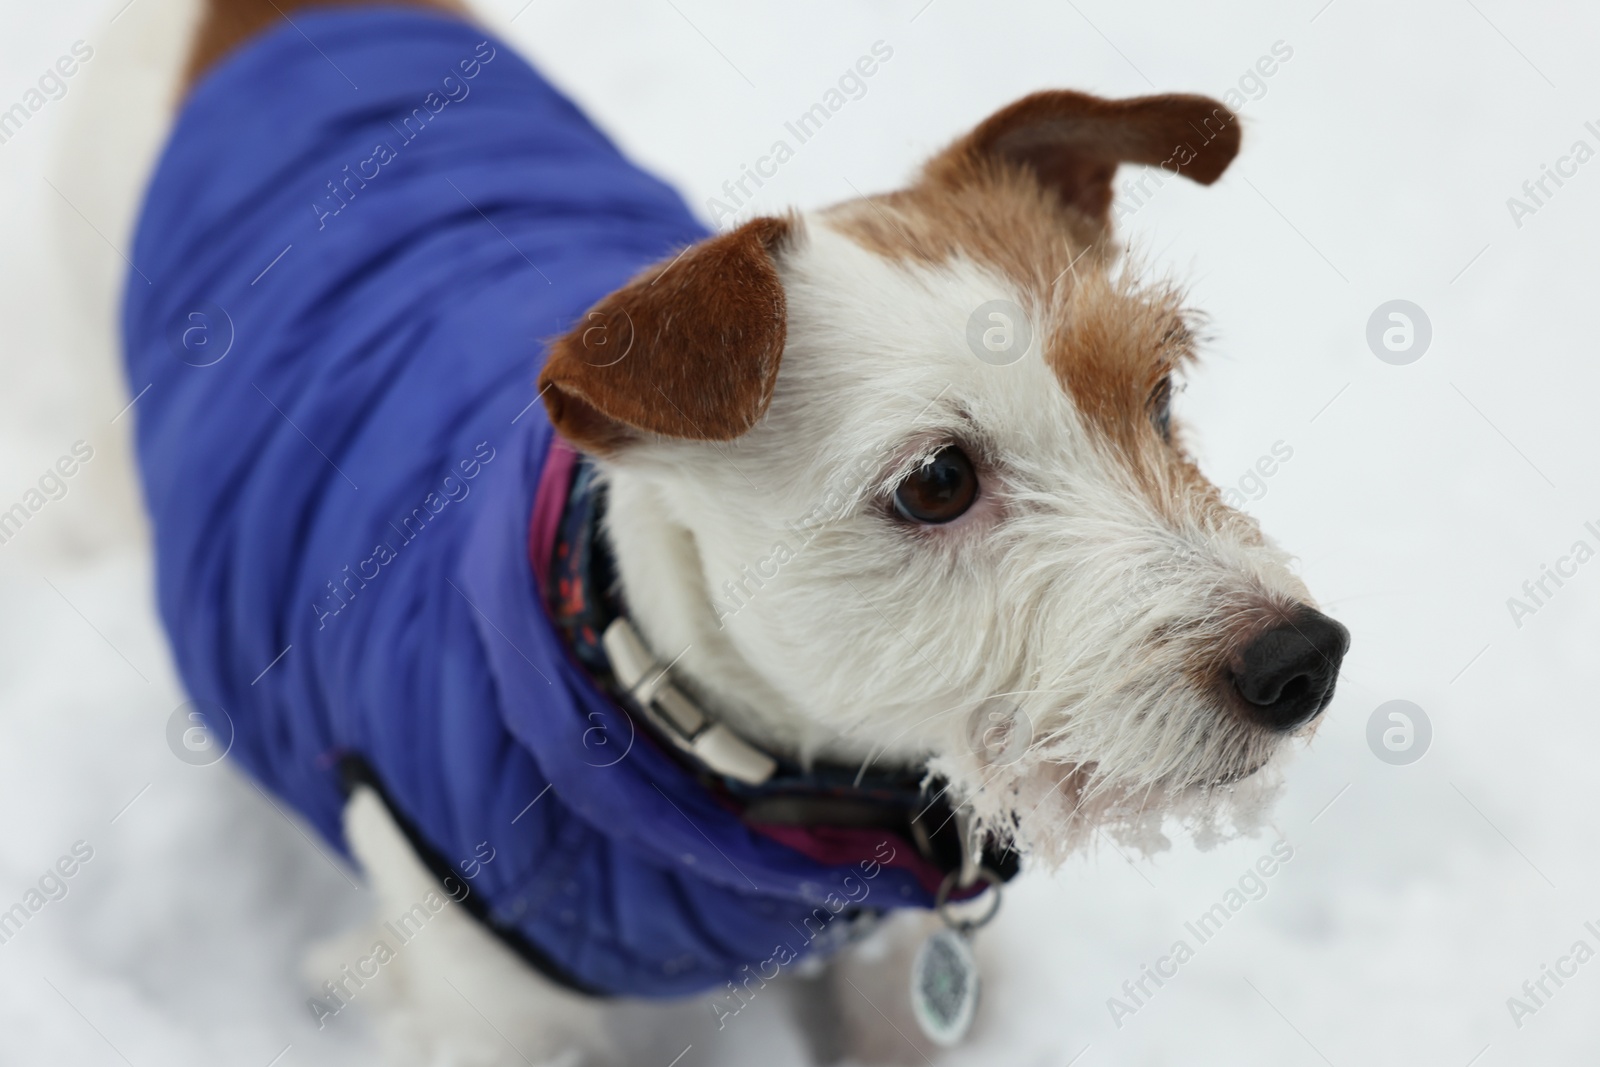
[2,0,1597,1063]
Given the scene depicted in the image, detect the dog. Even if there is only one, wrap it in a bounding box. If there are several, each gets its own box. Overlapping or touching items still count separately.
[106,0,1349,1062]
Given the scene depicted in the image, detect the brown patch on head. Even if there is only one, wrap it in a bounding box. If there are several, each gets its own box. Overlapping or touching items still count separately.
[825,90,1240,294]
[539,215,795,455]
[1049,277,1272,541]
[1051,269,1189,449]
[824,90,1241,518]
[825,167,1108,312]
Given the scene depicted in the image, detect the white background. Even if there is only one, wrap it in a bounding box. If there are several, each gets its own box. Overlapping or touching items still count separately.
[1,0,1597,1063]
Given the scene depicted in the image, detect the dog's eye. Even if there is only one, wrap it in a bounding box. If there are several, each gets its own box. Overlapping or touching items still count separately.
[1150,375,1173,443]
[893,446,978,524]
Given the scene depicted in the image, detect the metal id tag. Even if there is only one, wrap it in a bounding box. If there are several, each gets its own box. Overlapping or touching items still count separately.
[910,925,981,1046]
[911,866,1004,1047]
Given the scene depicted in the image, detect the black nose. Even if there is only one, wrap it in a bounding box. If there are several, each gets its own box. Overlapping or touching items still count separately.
[1231,609,1350,731]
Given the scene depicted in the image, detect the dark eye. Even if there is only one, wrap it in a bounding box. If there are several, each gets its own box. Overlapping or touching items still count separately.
[893,446,978,524]
[1150,375,1173,443]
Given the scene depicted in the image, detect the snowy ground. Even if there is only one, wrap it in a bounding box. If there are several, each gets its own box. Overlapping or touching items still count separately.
[2,0,1598,1063]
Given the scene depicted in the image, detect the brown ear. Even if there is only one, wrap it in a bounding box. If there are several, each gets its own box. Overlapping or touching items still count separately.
[924,91,1240,227]
[538,216,792,455]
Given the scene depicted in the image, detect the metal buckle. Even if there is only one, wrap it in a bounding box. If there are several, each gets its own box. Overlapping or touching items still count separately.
[601,618,776,786]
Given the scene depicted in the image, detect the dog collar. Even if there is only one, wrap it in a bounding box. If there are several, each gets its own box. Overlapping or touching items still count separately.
[532,441,1021,893]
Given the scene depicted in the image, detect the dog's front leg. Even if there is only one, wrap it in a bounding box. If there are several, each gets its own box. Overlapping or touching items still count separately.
[320,787,617,1067]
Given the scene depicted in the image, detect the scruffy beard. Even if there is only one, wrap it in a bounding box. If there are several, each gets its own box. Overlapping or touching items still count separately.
[931,748,1290,869]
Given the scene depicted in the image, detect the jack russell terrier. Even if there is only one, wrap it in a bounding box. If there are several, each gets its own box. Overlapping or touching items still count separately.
[115,0,1349,1062]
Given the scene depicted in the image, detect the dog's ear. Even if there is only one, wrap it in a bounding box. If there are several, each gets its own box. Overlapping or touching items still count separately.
[924,91,1240,229]
[538,216,792,455]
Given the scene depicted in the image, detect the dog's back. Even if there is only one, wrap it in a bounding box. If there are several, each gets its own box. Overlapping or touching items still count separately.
[117,1,766,994]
